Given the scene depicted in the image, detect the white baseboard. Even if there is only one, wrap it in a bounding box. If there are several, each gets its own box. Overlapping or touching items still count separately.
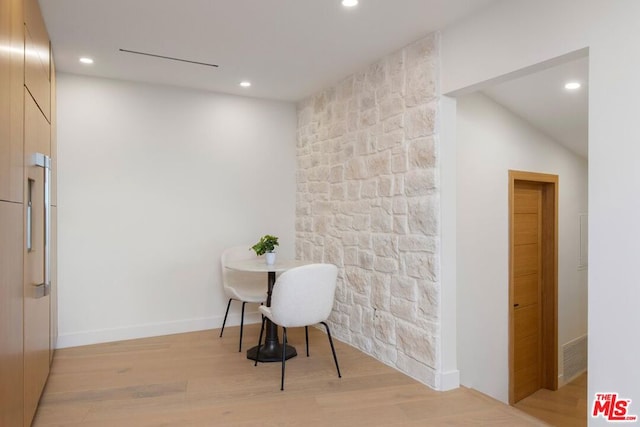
[437,369,461,391]
[561,368,587,386]
[56,311,262,349]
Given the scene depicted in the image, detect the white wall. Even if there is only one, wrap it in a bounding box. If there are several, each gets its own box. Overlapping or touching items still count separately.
[441,1,640,423]
[456,92,587,402]
[56,74,297,347]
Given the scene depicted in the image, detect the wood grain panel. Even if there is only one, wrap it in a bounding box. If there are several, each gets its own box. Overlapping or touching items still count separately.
[509,171,558,405]
[514,363,541,403]
[50,54,57,206]
[0,0,24,203]
[24,90,50,156]
[0,201,25,427]
[514,333,539,373]
[541,182,558,391]
[514,213,538,245]
[50,206,58,364]
[24,0,50,63]
[514,189,539,214]
[0,0,25,424]
[514,273,539,308]
[24,91,51,427]
[514,304,539,342]
[24,0,50,120]
[24,24,50,121]
[49,54,57,363]
[514,302,542,404]
[509,174,548,405]
[513,244,538,277]
[32,328,547,426]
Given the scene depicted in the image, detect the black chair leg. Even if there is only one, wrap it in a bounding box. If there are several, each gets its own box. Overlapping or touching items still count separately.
[321,322,341,378]
[220,299,232,337]
[239,302,246,352]
[254,316,266,367]
[305,326,309,357]
[281,327,287,391]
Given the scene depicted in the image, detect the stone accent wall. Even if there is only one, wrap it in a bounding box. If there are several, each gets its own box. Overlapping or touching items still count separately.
[296,34,440,386]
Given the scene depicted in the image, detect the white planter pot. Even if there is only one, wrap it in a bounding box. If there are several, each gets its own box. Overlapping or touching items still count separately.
[265,252,276,265]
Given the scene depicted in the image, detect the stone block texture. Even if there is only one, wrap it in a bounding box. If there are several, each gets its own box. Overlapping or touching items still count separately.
[296,34,440,387]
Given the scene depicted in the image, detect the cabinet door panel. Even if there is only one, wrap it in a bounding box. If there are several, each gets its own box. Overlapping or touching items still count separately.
[25,24,50,121]
[50,55,58,363]
[24,0,50,120]
[24,0,49,56]
[23,91,51,427]
[0,0,24,202]
[50,205,58,364]
[51,53,57,206]
[0,201,25,427]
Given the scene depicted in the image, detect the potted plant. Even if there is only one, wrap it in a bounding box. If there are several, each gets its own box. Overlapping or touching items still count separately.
[251,234,279,265]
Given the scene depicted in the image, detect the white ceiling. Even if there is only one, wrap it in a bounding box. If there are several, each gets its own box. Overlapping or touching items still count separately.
[40,0,587,157]
[482,56,589,158]
[39,0,498,101]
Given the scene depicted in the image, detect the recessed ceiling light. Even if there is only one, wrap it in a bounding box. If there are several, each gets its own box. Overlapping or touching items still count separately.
[79,57,94,64]
[565,82,581,90]
[240,81,251,88]
[342,0,358,7]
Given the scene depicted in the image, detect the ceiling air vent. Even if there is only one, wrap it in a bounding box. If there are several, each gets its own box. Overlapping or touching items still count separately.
[119,49,219,68]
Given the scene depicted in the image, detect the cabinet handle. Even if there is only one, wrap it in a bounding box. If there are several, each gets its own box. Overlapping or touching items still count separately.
[33,282,49,299]
[26,191,33,251]
[34,153,51,293]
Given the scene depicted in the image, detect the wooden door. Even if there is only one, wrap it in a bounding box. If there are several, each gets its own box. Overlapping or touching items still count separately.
[509,171,558,404]
[23,91,51,426]
[512,182,543,402]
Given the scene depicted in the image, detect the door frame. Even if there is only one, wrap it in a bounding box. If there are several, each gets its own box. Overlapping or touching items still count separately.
[508,170,558,404]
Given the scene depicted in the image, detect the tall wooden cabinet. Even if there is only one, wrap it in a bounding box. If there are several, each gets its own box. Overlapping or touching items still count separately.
[0,0,56,425]
[0,203,24,427]
[23,92,52,426]
[49,55,57,366]
[0,0,25,202]
[1,0,27,425]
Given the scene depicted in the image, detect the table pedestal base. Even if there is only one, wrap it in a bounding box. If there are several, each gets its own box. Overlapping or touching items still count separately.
[246,342,297,362]
[243,270,298,362]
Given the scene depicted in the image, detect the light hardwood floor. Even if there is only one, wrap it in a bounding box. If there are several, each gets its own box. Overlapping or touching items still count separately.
[35,326,548,426]
[515,372,587,427]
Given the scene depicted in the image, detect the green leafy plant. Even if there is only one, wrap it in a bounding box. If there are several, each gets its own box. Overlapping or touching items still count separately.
[251,234,279,256]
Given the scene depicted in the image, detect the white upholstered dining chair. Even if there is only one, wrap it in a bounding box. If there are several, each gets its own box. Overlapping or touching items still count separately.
[220,245,267,352]
[254,263,341,390]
